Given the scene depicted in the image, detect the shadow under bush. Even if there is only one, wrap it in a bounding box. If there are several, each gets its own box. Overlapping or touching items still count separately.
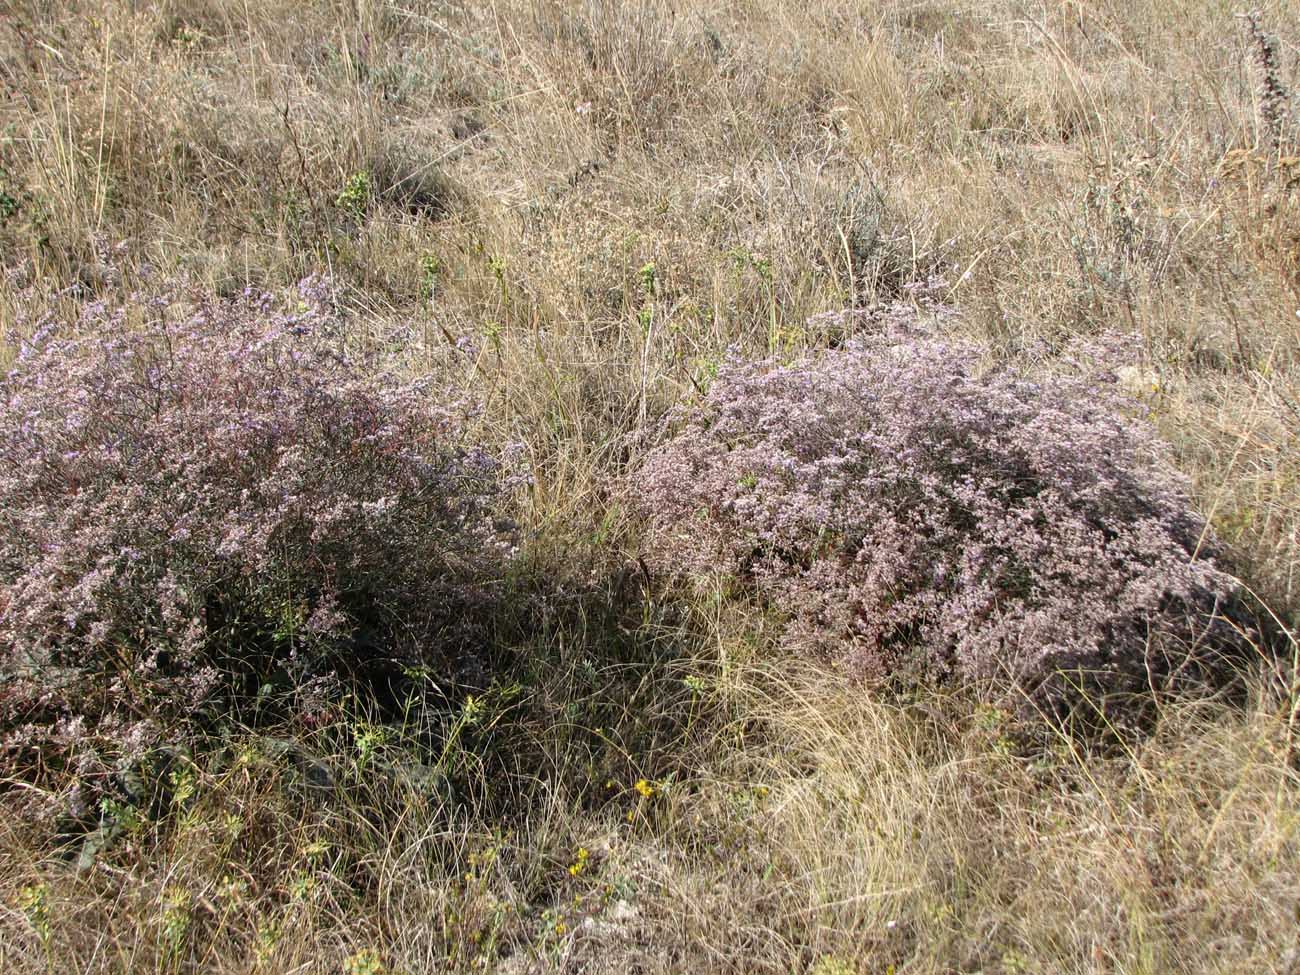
[17,549,706,887]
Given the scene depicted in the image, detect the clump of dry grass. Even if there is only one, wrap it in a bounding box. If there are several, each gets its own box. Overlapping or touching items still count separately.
[2,0,1300,971]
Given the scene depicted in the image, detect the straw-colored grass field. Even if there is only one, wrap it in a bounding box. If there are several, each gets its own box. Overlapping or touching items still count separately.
[1,1,1297,971]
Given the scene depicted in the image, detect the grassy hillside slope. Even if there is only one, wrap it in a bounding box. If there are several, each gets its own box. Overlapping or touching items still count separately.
[1,1,1298,972]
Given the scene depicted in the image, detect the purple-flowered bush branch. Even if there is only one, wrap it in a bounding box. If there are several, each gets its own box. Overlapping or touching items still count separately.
[0,279,511,752]
[632,334,1261,717]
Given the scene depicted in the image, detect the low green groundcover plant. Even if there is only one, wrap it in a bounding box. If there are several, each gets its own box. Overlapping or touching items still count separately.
[632,333,1263,718]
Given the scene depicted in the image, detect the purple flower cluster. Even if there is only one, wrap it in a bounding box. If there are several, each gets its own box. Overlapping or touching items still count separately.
[0,282,509,743]
[632,335,1257,714]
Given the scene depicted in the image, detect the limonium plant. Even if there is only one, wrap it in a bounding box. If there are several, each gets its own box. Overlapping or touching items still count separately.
[632,332,1260,718]
[0,278,511,759]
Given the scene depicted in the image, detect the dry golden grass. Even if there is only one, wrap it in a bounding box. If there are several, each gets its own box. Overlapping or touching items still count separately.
[2,647,1297,974]
[2,0,1300,971]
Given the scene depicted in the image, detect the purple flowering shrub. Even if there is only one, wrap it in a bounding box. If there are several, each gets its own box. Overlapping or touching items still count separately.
[0,282,509,746]
[632,335,1258,715]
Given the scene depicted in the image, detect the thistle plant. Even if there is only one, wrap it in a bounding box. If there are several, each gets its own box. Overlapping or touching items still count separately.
[631,333,1262,719]
[1242,10,1294,151]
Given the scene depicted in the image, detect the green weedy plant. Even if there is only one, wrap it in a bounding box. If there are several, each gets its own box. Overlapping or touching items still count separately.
[637,260,656,331]
[343,948,388,975]
[335,169,373,219]
[17,882,52,955]
[809,957,858,975]
[421,253,442,301]
[158,887,192,966]
[0,158,21,225]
